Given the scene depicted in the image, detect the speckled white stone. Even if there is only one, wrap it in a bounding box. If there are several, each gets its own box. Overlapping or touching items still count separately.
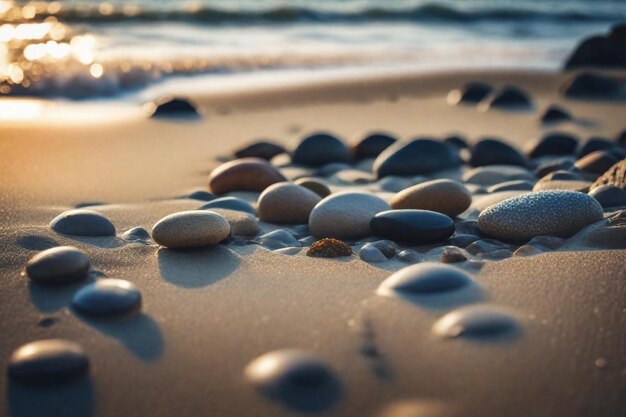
[478,190,603,242]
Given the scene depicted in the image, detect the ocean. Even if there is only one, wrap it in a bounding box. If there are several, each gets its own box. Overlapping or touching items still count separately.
[1,0,625,99]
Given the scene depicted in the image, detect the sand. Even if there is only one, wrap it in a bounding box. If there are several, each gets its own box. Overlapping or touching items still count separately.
[0,69,625,417]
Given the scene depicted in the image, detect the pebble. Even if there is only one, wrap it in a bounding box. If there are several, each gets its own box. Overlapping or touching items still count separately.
[446,82,493,105]
[540,105,573,124]
[396,249,423,263]
[352,133,397,159]
[478,190,603,241]
[373,138,460,178]
[306,238,352,258]
[50,209,116,237]
[186,190,216,201]
[152,210,230,248]
[590,158,625,190]
[8,339,89,384]
[294,178,331,198]
[309,192,390,239]
[513,245,543,257]
[574,151,618,175]
[121,227,151,242]
[526,132,579,157]
[449,233,480,248]
[209,208,260,236]
[244,349,341,412]
[255,229,301,250]
[440,246,469,263]
[390,179,471,218]
[359,244,387,263]
[147,96,200,118]
[527,235,566,250]
[487,180,534,193]
[463,165,534,186]
[377,176,414,192]
[483,86,533,110]
[540,170,581,182]
[432,305,518,338]
[532,179,592,193]
[560,72,626,99]
[275,247,302,256]
[234,141,286,160]
[377,263,473,296]
[443,135,469,150]
[469,190,530,215]
[200,196,256,215]
[317,162,352,177]
[72,279,141,317]
[257,182,321,224]
[208,158,287,195]
[369,240,399,258]
[470,138,527,167]
[564,30,626,70]
[578,137,615,158]
[370,210,455,245]
[465,239,510,256]
[26,246,90,285]
[588,185,626,208]
[292,132,351,167]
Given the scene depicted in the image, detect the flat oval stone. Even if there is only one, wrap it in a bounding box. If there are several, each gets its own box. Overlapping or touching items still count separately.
[186,190,216,201]
[470,138,527,167]
[377,262,473,296]
[50,209,116,237]
[292,133,351,167]
[72,279,141,317]
[590,158,626,190]
[309,192,389,239]
[396,249,423,263]
[540,170,582,182]
[370,210,455,245]
[540,105,573,124]
[533,179,591,192]
[234,141,286,160]
[433,305,518,338]
[152,210,230,248]
[443,135,469,150]
[9,339,89,384]
[588,185,626,208]
[245,349,341,412]
[526,132,579,158]
[258,182,322,224]
[206,208,259,236]
[147,96,200,118]
[306,238,352,258]
[463,165,535,186]
[574,151,618,175]
[484,86,532,110]
[208,158,287,195]
[478,190,603,242]
[294,178,331,198]
[447,82,493,105]
[390,179,471,218]
[352,132,397,159]
[373,138,460,178]
[26,246,90,285]
[200,196,256,215]
[487,180,534,193]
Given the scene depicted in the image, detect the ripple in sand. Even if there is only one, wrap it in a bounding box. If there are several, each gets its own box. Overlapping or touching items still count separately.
[245,349,342,412]
[433,305,519,339]
[72,279,141,317]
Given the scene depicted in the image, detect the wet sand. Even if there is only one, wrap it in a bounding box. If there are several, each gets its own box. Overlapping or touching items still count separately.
[1,69,625,417]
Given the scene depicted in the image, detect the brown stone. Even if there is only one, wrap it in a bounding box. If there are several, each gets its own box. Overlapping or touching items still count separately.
[591,158,626,190]
[390,179,471,217]
[306,238,352,258]
[208,158,286,195]
[574,151,618,175]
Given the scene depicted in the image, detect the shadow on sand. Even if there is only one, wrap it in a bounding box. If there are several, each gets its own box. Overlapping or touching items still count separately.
[157,246,241,288]
[8,376,94,417]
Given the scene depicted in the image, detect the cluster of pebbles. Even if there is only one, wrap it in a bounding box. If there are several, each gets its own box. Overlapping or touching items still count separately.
[11,89,626,413]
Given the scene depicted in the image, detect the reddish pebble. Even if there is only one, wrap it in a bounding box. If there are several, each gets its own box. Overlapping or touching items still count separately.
[208,158,287,195]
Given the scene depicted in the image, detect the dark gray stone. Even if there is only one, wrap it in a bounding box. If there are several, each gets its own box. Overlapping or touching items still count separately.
[26,246,90,285]
[200,196,256,215]
[292,133,351,167]
[373,138,460,178]
[370,210,455,245]
[50,209,116,237]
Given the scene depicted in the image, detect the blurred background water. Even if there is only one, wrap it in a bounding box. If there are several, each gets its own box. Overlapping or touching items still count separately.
[1,0,625,99]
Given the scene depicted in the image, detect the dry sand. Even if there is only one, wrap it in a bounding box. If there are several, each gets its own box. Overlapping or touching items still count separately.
[0,69,625,417]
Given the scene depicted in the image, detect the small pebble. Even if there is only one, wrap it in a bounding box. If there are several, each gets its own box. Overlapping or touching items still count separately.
[292,133,351,167]
[352,133,397,159]
[152,210,230,248]
[433,305,518,338]
[208,158,287,194]
[526,132,579,157]
[306,238,352,258]
[377,262,473,296]
[588,185,626,208]
[121,227,151,242]
[578,137,615,158]
[574,151,618,175]
[8,339,89,384]
[396,249,423,263]
[72,279,141,317]
[590,158,625,190]
[200,196,256,215]
[440,246,468,263]
[234,141,285,160]
[463,165,534,186]
[540,105,573,124]
[26,246,90,285]
[50,209,116,237]
[258,182,321,224]
[147,96,200,118]
[483,86,533,110]
[359,244,387,263]
[370,210,455,245]
[209,208,260,236]
[256,229,301,250]
[185,190,216,201]
[513,245,543,257]
[560,72,626,99]
[447,82,493,105]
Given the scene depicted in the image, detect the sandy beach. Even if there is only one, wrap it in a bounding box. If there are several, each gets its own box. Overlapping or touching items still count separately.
[1,66,625,417]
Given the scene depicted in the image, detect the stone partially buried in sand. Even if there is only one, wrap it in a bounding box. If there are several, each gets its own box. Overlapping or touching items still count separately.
[447,82,493,105]
[373,138,459,178]
[294,178,331,198]
[207,208,259,236]
[245,349,341,412]
[152,210,230,248]
[370,210,455,245]
[352,132,397,159]
[50,209,116,237]
[540,105,573,125]
[147,96,200,118]
[482,86,533,110]
[463,165,534,186]
[560,72,626,100]
[432,305,518,338]
[526,132,578,158]
[200,196,256,216]
[590,158,626,190]
[309,192,389,240]
[234,141,285,161]
[390,179,471,218]
[72,279,141,317]
[258,182,321,224]
[292,132,351,167]
[377,263,473,296]
[469,138,527,167]
[306,238,352,258]
[208,158,287,195]
[8,339,89,384]
[574,151,619,175]
[26,246,90,285]
[478,190,603,242]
